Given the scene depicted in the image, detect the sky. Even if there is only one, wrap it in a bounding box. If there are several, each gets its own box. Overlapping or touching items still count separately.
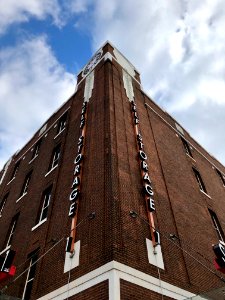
[0,0,225,169]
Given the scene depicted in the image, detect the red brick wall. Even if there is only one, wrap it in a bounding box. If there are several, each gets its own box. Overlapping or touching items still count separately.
[69,280,108,300]
[120,279,174,300]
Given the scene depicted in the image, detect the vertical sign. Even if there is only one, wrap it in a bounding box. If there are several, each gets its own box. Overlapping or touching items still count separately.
[130,100,160,247]
[66,100,88,253]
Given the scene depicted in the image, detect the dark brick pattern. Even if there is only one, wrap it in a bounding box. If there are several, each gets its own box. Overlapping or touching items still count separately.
[120,279,174,300]
[69,280,108,300]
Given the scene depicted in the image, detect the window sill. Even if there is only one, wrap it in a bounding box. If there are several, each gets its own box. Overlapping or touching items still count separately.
[29,155,38,164]
[31,218,47,231]
[7,177,15,185]
[54,128,65,140]
[200,190,211,199]
[186,153,196,162]
[16,192,27,203]
[0,245,11,256]
[45,165,58,177]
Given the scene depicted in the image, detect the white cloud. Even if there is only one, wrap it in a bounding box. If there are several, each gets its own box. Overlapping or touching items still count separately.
[84,0,225,165]
[0,0,63,34]
[0,36,75,168]
[66,0,91,14]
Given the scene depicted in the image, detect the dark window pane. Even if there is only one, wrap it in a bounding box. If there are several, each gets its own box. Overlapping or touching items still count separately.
[181,137,193,157]
[29,263,37,279]
[5,214,19,248]
[41,207,48,221]
[23,252,38,300]
[32,140,42,159]
[23,280,33,300]
[20,172,32,196]
[49,145,61,170]
[37,186,52,223]
[57,113,67,134]
[10,161,20,180]
[209,209,225,242]
[193,168,207,193]
[216,169,225,186]
[0,193,9,215]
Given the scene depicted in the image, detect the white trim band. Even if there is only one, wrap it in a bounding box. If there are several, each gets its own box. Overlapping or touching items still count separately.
[36,261,197,300]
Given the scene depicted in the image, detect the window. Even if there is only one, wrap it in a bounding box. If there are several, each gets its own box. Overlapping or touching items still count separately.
[4,214,19,248]
[22,250,39,300]
[209,209,225,242]
[37,186,52,224]
[20,171,32,197]
[0,193,9,216]
[181,137,193,158]
[57,112,67,135]
[48,145,61,171]
[10,161,20,181]
[31,139,42,160]
[216,169,225,186]
[193,168,207,194]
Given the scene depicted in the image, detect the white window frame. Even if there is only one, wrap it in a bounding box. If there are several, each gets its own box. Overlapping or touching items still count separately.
[6,219,17,248]
[0,194,8,216]
[23,177,30,194]
[216,169,225,186]
[22,253,38,300]
[38,189,51,223]
[181,137,193,158]
[9,162,20,181]
[209,210,225,242]
[33,143,40,158]
[193,168,207,194]
[213,215,224,242]
[57,113,67,134]
[30,140,41,162]
[49,146,60,171]
[20,173,31,196]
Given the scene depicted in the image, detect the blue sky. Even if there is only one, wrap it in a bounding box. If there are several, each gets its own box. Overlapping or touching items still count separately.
[0,0,225,169]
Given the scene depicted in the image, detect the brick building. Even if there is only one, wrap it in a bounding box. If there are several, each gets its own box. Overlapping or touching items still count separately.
[0,42,225,299]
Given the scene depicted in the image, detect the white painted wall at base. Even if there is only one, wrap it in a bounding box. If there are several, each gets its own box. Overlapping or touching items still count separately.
[37,260,198,300]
